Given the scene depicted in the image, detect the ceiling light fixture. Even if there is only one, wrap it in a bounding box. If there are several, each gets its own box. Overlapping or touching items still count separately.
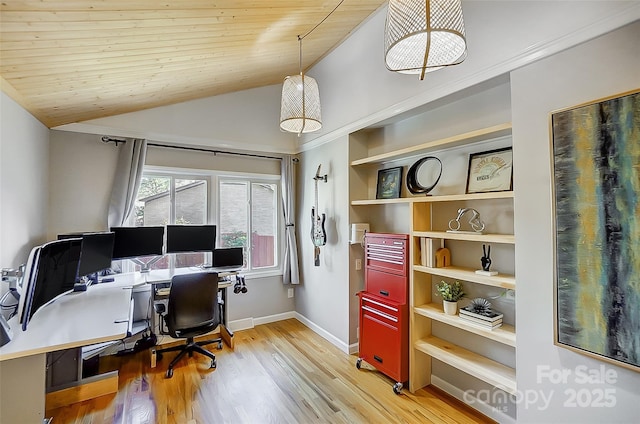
[280,1,344,135]
[384,0,467,80]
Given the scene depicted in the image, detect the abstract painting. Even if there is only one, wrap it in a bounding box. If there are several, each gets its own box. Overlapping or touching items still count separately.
[552,90,640,371]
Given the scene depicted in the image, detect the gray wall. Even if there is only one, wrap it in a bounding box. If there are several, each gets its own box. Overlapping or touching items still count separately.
[0,92,50,270]
[296,135,351,349]
[512,21,640,423]
[48,130,119,238]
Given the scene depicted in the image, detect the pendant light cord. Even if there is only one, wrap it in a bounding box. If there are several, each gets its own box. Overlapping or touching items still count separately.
[299,0,345,41]
[297,0,345,74]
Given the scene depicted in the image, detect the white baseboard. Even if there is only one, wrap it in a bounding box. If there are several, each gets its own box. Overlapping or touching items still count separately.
[253,311,296,326]
[228,311,297,333]
[294,312,350,354]
[431,376,516,424]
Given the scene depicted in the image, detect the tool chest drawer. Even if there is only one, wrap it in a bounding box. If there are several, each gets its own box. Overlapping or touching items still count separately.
[365,268,407,304]
[358,293,408,383]
[364,233,409,276]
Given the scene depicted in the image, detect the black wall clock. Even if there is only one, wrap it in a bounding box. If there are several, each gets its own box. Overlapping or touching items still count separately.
[406,156,442,195]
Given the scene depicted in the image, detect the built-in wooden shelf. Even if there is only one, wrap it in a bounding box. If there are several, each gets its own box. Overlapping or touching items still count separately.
[413,231,515,244]
[414,303,516,347]
[415,336,517,395]
[350,123,512,166]
[413,265,516,290]
[351,191,514,206]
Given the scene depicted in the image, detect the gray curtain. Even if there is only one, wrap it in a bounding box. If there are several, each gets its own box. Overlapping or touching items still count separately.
[281,155,300,284]
[107,139,147,228]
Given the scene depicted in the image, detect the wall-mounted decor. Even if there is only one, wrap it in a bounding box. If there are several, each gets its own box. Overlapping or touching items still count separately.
[466,147,513,193]
[406,156,442,195]
[552,90,640,372]
[376,167,403,199]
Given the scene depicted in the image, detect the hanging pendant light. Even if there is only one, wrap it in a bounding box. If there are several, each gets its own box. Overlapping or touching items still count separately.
[384,0,467,80]
[280,36,322,135]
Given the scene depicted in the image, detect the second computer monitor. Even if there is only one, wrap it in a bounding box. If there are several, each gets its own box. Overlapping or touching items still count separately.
[77,232,115,278]
[166,225,216,253]
[110,226,165,259]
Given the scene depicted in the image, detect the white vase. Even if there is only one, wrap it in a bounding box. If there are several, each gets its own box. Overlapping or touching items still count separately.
[443,300,458,315]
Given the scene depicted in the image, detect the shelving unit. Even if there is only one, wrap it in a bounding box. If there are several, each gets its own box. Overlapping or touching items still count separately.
[349,122,517,412]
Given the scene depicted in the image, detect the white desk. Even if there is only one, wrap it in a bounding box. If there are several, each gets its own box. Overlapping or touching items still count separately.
[0,267,238,423]
[0,279,135,423]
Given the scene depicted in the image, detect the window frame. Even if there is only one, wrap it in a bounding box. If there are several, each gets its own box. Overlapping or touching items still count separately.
[138,166,283,279]
[216,171,283,278]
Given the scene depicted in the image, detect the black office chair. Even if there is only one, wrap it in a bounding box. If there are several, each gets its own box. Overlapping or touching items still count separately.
[154,272,223,378]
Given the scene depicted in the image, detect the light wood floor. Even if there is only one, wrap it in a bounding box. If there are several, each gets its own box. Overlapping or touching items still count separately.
[46,319,494,424]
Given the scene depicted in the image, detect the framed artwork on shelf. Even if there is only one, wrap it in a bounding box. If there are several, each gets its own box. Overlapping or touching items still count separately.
[551,90,639,372]
[466,147,513,193]
[376,167,403,199]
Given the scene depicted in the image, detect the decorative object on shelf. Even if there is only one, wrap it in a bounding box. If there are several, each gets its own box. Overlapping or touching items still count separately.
[434,247,450,268]
[311,164,327,266]
[476,244,498,276]
[435,280,465,315]
[280,1,345,135]
[447,207,485,234]
[406,156,442,195]
[459,298,503,329]
[350,223,369,245]
[376,167,403,199]
[466,147,513,194]
[384,0,467,80]
[552,90,640,372]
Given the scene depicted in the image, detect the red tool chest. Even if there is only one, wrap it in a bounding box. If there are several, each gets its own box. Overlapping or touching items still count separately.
[357,233,409,394]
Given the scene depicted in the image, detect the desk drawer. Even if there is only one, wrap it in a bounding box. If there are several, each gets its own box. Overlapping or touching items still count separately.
[365,233,408,276]
[358,294,408,383]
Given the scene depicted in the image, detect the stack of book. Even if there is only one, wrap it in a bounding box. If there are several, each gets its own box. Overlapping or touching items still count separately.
[459,305,503,330]
[420,237,443,267]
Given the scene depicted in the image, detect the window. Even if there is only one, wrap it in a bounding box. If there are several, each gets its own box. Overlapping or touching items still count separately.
[218,177,279,272]
[132,174,210,270]
[130,170,281,275]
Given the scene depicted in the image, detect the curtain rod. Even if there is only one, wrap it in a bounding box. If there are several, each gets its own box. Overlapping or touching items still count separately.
[147,142,295,161]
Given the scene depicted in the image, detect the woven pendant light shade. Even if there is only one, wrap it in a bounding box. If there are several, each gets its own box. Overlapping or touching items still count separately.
[280,73,322,134]
[384,0,467,79]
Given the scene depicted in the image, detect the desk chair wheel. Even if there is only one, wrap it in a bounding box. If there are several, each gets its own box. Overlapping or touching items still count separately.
[356,358,362,369]
[217,341,223,350]
[166,368,174,378]
[210,358,217,369]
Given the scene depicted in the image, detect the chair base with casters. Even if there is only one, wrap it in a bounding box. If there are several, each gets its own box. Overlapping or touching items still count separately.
[155,335,223,378]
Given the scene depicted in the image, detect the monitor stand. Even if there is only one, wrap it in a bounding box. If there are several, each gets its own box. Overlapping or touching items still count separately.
[130,256,163,273]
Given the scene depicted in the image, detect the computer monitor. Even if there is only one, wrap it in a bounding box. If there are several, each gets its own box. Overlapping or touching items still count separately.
[110,226,164,259]
[77,232,115,282]
[166,225,216,253]
[19,238,82,331]
[212,247,244,269]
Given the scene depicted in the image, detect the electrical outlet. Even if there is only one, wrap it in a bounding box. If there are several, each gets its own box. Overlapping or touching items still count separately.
[355,259,362,270]
[287,287,294,298]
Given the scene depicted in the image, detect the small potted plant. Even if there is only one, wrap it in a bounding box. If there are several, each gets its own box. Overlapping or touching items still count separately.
[435,280,465,315]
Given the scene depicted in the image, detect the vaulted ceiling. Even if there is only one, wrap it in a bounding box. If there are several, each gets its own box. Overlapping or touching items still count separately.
[0,1,386,128]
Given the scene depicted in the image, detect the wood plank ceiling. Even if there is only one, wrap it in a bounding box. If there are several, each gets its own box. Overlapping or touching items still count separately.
[0,1,386,128]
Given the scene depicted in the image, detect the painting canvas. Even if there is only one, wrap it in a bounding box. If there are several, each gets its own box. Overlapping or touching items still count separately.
[552,90,640,371]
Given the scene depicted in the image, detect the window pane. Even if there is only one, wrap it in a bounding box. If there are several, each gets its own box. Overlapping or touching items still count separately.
[132,176,171,270]
[251,182,277,268]
[135,175,171,226]
[219,181,248,267]
[175,178,209,267]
